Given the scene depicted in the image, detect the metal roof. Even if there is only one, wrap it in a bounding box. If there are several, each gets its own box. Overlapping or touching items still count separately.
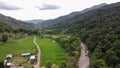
[6,54,12,58]
[21,53,31,56]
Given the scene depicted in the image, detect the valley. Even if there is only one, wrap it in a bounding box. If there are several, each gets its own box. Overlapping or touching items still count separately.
[0,1,120,68]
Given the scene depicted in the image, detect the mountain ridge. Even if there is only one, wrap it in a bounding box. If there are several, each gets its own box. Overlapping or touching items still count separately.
[37,3,107,27]
[0,14,37,30]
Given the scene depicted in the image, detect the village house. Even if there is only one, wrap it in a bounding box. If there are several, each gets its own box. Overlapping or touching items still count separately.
[30,55,36,60]
[6,62,12,67]
[21,53,31,57]
[6,54,12,59]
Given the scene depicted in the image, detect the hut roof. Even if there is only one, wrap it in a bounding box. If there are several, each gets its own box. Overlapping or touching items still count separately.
[6,62,12,66]
[30,55,35,59]
[21,53,31,56]
[6,54,12,58]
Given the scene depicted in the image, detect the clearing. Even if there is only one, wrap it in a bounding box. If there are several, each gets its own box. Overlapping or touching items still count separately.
[0,36,37,66]
[36,37,67,67]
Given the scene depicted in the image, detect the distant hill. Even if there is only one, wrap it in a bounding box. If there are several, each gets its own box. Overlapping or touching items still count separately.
[0,14,36,30]
[49,2,120,68]
[25,19,44,24]
[38,3,107,27]
[0,14,41,41]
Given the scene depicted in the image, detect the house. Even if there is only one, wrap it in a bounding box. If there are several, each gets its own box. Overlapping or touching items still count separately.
[30,55,36,60]
[21,53,31,57]
[18,66,24,68]
[6,54,12,59]
[6,62,12,67]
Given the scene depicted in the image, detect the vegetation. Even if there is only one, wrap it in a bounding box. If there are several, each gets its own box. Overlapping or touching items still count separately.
[0,22,13,33]
[0,2,119,68]
[37,3,106,27]
[0,19,40,45]
[0,14,37,30]
[46,60,53,68]
[36,37,67,67]
[1,35,8,43]
[0,13,40,45]
[39,34,80,68]
[0,12,41,68]
[47,2,120,68]
[60,61,67,68]
[0,36,37,67]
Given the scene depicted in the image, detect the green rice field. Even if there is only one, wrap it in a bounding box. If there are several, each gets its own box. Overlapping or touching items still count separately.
[36,37,67,66]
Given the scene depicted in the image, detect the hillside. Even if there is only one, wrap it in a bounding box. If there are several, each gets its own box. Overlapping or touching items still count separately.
[25,19,44,24]
[0,21,13,32]
[0,14,36,30]
[0,14,40,45]
[38,3,107,27]
[48,2,120,68]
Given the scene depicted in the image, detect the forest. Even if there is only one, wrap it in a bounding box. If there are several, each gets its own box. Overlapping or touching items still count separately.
[0,19,39,45]
[46,2,120,68]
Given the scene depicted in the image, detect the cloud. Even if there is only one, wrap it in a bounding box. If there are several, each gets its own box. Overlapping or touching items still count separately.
[0,1,22,10]
[36,4,60,10]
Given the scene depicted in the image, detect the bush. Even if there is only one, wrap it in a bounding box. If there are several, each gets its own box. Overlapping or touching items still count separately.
[46,60,52,68]
[2,35,8,43]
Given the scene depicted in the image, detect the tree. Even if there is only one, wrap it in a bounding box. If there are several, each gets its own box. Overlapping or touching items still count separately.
[46,60,52,68]
[105,50,119,67]
[90,59,107,68]
[2,34,8,43]
[51,64,59,68]
[60,61,67,68]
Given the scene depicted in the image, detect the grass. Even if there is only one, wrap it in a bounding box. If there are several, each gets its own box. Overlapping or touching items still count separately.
[0,36,37,62]
[36,37,67,66]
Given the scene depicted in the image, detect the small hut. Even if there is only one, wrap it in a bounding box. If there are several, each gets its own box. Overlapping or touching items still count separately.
[30,55,36,60]
[21,53,31,57]
[6,62,12,67]
[6,54,12,59]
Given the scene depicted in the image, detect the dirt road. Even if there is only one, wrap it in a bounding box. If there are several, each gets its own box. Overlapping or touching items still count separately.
[78,42,90,68]
[33,36,41,68]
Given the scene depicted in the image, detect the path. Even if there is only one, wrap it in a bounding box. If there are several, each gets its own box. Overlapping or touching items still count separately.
[33,36,41,68]
[78,42,90,68]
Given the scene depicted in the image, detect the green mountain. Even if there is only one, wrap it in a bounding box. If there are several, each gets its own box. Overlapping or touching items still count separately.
[0,14,40,41]
[0,14,36,30]
[49,2,120,67]
[38,3,107,27]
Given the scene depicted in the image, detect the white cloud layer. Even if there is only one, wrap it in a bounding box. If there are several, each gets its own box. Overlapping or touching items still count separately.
[0,1,21,10]
[36,4,60,10]
[0,0,119,20]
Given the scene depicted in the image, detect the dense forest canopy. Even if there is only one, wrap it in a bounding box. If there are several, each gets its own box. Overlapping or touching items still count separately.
[47,2,120,68]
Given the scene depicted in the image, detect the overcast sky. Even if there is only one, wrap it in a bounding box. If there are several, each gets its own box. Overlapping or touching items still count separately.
[0,0,119,20]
